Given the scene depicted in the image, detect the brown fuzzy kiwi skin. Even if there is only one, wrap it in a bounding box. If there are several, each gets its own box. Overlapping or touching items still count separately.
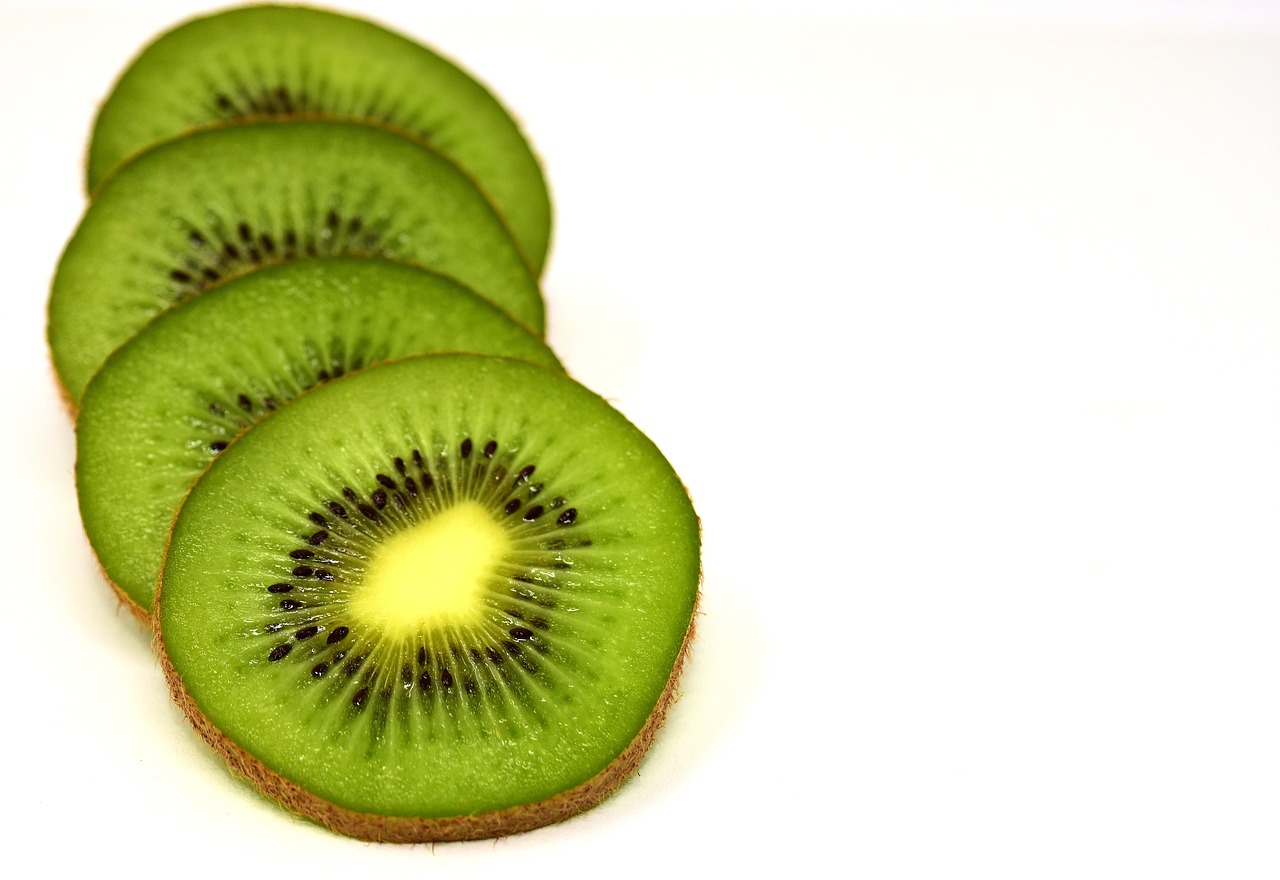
[57,357,146,624]
[152,587,699,842]
[102,566,150,627]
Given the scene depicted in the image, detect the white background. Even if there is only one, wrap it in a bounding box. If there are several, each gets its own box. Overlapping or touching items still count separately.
[4,1,1280,876]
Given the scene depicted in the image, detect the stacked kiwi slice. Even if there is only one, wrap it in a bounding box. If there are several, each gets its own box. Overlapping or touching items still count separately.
[52,5,699,843]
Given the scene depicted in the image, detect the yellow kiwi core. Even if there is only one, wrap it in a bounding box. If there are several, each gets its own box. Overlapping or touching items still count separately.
[350,501,510,639]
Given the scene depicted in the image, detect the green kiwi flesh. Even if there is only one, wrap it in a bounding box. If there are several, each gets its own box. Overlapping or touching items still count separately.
[77,258,561,619]
[157,354,700,840]
[49,120,543,406]
[88,4,551,273]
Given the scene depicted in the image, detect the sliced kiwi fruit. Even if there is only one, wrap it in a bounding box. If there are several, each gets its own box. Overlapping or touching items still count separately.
[88,4,551,273]
[49,120,543,407]
[156,354,700,841]
[76,258,561,621]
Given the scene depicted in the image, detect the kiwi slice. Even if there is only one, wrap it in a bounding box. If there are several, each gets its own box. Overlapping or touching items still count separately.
[49,120,543,406]
[76,258,561,620]
[157,354,700,841]
[88,4,551,273]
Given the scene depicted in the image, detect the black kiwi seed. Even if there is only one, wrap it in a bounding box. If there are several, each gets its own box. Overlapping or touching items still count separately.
[344,656,365,676]
[311,662,328,678]
[401,664,413,685]
[417,646,427,666]
[342,487,358,502]
[504,499,521,515]
[170,269,192,283]
[290,549,314,560]
[292,565,314,577]
[372,489,387,509]
[268,644,291,662]
[376,474,397,489]
[267,582,292,593]
[394,458,406,475]
[412,449,424,468]
[295,626,319,640]
[418,669,433,690]
[460,438,472,459]
[237,393,252,411]
[352,687,369,709]
[522,505,545,521]
[309,512,329,528]
[327,501,348,519]
[209,440,228,452]
[483,440,497,458]
[440,668,454,688]
[308,530,328,545]
[358,503,380,521]
[486,646,504,664]
[280,599,303,611]
[516,465,536,484]
[327,626,349,645]
[557,508,578,525]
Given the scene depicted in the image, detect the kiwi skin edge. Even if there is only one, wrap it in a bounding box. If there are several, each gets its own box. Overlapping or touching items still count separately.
[153,590,699,842]
[56,362,150,625]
